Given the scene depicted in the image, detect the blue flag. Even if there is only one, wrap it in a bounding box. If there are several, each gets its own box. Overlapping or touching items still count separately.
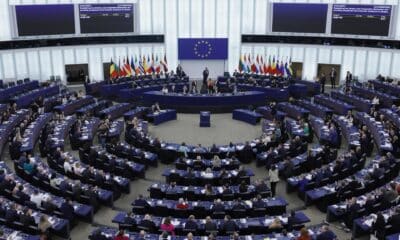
[178,38,228,60]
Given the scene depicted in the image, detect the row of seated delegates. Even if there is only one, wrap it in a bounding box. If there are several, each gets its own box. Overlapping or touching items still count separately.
[375,74,398,84]
[9,110,40,160]
[369,107,400,154]
[372,206,400,239]
[95,225,337,240]
[0,102,18,124]
[0,197,54,239]
[161,81,199,95]
[177,154,241,171]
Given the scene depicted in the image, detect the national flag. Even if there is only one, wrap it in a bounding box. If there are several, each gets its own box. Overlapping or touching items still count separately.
[161,53,169,72]
[251,55,258,73]
[151,54,156,73]
[271,56,277,75]
[142,55,149,74]
[131,56,137,76]
[259,56,264,74]
[238,55,245,73]
[118,58,126,77]
[285,58,293,77]
[155,55,161,73]
[146,55,152,74]
[109,58,118,79]
[138,55,145,74]
[124,57,132,77]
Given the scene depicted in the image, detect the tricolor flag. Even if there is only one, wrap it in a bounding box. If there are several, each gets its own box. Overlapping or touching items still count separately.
[155,55,161,73]
[109,58,118,79]
[130,56,136,76]
[118,58,126,78]
[259,56,264,74]
[138,55,145,74]
[124,57,132,77]
[238,55,245,73]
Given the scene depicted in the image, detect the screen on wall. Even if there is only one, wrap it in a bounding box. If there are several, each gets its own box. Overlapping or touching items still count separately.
[15,5,75,36]
[331,4,391,36]
[79,4,134,34]
[272,3,328,33]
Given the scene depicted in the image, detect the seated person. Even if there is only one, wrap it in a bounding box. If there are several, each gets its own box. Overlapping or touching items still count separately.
[202,168,214,179]
[184,215,198,231]
[139,214,156,232]
[316,225,336,240]
[252,195,266,209]
[160,217,175,236]
[204,216,218,232]
[268,217,283,229]
[211,199,225,212]
[151,102,161,113]
[221,215,238,233]
[176,198,189,210]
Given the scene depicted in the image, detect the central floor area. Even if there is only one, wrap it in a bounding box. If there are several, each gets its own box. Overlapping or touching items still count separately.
[148,113,261,145]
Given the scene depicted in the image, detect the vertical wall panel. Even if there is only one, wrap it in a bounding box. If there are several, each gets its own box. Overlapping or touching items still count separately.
[51,49,64,81]
[378,51,392,77]
[291,47,304,63]
[254,0,267,34]
[164,0,178,69]
[101,47,115,63]
[27,51,40,80]
[39,50,52,80]
[14,52,28,79]
[75,48,88,64]
[0,1,12,41]
[63,49,75,65]
[215,0,228,37]
[241,0,254,34]
[190,0,202,37]
[303,47,317,80]
[330,49,343,64]
[318,48,331,64]
[1,53,16,79]
[203,0,216,37]
[391,52,400,77]
[228,0,241,72]
[139,0,152,33]
[152,0,165,34]
[365,51,379,79]
[88,47,101,81]
[178,0,190,37]
[341,49,355,81]
[354,50,367,80]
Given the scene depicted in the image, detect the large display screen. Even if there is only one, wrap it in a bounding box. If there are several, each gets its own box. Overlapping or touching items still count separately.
[331,4,392,36]
[15,4,75,36]
[272,3,328,33]
[79,4,134,34]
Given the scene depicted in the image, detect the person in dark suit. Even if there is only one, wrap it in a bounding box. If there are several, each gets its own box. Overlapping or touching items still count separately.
[134,195,150,208]
[345,197,360,227]
[330,68,337,89]
[138,214,156,232]
[204,216,217,232]
[221,215,238,233]
[388,207,400,228]
[203,67,209,86]
[60,198,75,223]
[231,198,246,211]
[15,185,30,203]
[372,212,386,240]
[20,208,35,227]
[286,210,298,231]
[124,211,137,226]
[184,215,198,231]
[222,185,233,195]
[252,195,265,209]
[42,197,57,214]
[90,228,109,240]
[211,199,225,213]
[316,225,336,240]
[320,73,326,93]
[5,204,18,222]
[345,71,352,89]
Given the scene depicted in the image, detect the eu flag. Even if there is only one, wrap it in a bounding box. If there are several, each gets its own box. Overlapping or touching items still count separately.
[178,38,228,60]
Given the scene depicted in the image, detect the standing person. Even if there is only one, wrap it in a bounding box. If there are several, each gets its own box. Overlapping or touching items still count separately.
[345,71,353,92]
[268,165,279,197]
[176,64,183,78]
[320,73,326,93]
[330,68,337,89]
[203,67,209,85]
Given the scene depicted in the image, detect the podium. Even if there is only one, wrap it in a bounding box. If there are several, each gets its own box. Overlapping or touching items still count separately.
[200,111,210,127]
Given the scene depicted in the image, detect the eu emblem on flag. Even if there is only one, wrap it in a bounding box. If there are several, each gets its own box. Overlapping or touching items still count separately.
[178,38,228,60]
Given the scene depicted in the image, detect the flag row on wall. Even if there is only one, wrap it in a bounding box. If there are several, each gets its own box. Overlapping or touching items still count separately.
[110,54,169,79]
[238,54,293,77]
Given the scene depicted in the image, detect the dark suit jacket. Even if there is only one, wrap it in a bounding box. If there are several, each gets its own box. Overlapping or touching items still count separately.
[316,230,336,240]
[204,221,217,232]
[60,202,75,221]
[212,203,225,212]
[222,220,238,232]
[184,220,198,230]
[138,219,156,231]
[5,209,18,222]
[20,214,35,226]
[388,214,400,228]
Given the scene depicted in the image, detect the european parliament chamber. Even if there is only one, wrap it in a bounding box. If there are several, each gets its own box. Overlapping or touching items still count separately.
[0,1,400,240]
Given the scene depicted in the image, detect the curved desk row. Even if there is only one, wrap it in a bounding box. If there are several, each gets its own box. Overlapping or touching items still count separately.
[142,91,266,113]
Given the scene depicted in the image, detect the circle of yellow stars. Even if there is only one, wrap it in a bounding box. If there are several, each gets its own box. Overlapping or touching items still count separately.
[194,40,212,58]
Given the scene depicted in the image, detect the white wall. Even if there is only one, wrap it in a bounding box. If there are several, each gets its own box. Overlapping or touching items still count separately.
[1,0,400,82]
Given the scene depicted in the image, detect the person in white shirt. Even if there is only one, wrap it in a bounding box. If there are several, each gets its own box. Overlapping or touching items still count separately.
[161,86,169,94]
[268,165,279,197]
[30,190,43,208]
[63,160,72,173]
[202,168,214,179]
[372,96,380,106]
